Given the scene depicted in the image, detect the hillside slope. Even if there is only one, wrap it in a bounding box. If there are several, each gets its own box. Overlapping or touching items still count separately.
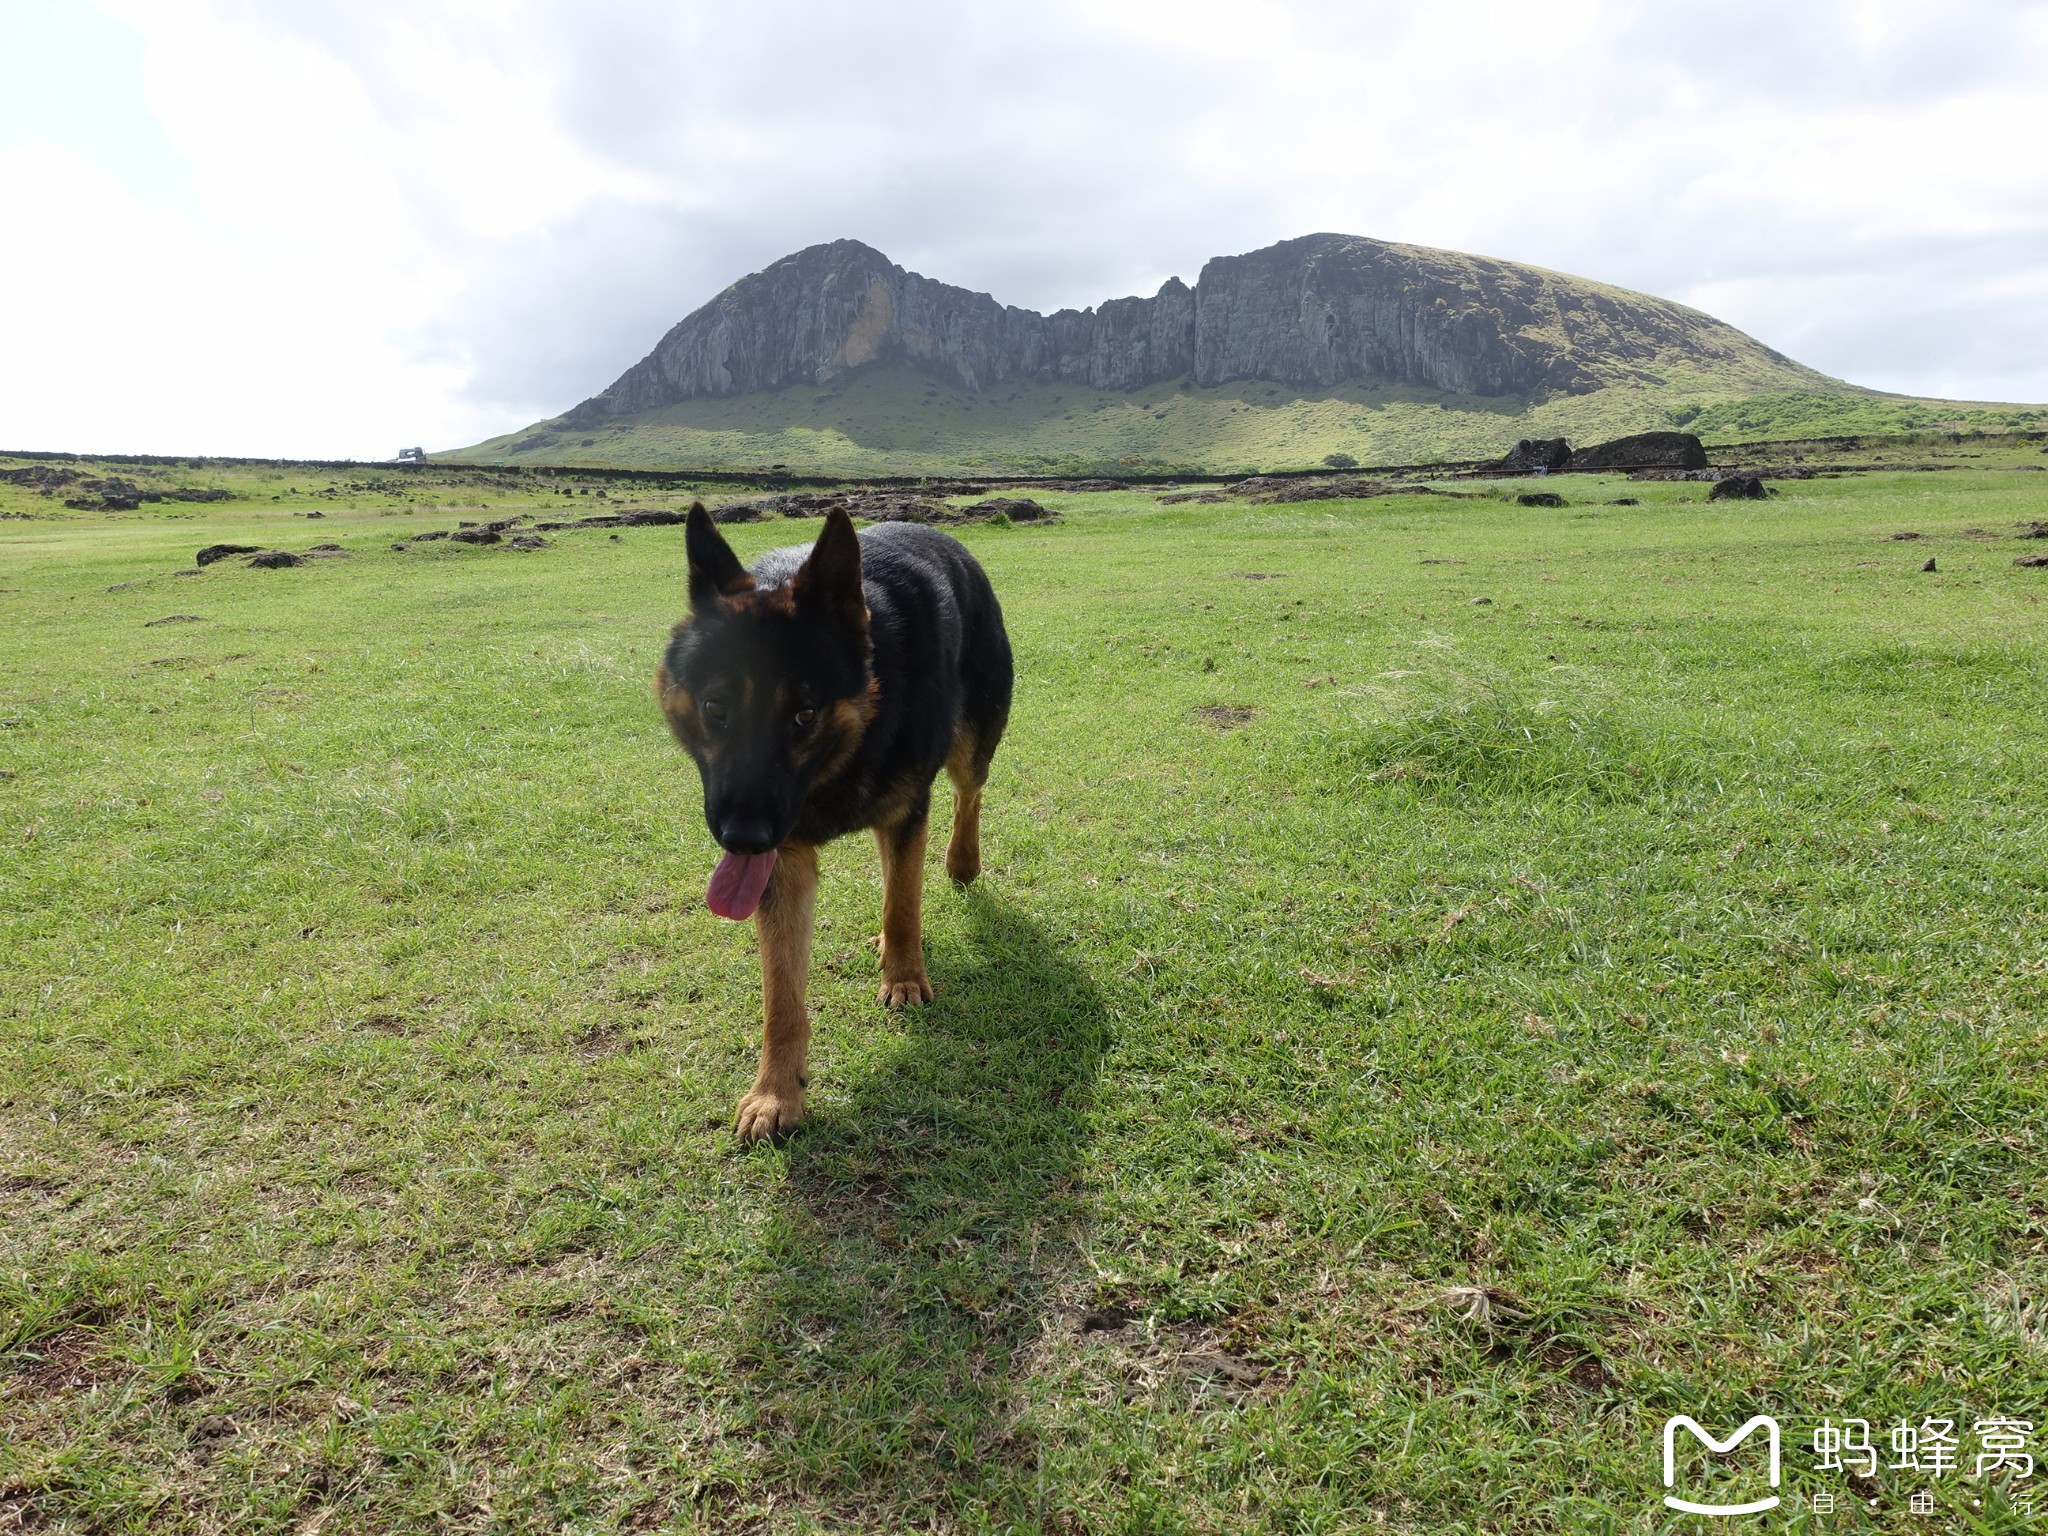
[448,235,2044,472]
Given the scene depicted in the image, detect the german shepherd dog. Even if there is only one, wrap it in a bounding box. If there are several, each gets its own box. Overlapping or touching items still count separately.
[656,503,1013,1141]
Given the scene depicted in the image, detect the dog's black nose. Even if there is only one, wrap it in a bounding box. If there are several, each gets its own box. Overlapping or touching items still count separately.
[718,819,779,856]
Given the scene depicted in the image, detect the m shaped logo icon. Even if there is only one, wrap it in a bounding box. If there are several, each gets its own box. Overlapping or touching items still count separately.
[1662,1415,1782,1516]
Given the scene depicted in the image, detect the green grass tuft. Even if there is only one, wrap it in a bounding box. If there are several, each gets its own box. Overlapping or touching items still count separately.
[1315,640,1700,803]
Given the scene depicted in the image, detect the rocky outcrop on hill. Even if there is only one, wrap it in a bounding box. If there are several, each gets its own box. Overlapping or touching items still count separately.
[560,235,1815,429]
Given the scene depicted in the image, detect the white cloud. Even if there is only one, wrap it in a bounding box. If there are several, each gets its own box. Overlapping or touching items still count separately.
[4,0,2044,457]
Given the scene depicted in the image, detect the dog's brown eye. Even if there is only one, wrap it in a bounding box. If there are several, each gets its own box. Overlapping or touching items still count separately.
[793,707,816,729]
[702,699,727,725]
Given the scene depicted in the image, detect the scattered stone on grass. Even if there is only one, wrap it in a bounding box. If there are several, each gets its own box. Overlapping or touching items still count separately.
[1890,531,1924,540]
[960,496,1054,521]
[1470,596,1493,605]
[1517,492,1565,508]
[1612,497,1640,505]
[143,614,205,627]
[2018,522,2048,539]
[246,550,305,568]
[1922,557,1938,572]
[195,543,261,566]
[1198,705,1257,729]
[1709,474,1770,501]
[450,527,501,545]
[507,534,550,551]
[2016,554,2048,568]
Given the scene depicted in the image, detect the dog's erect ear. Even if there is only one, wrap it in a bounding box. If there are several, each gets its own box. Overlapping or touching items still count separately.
[685,501,753,611]
[793,506,867,638]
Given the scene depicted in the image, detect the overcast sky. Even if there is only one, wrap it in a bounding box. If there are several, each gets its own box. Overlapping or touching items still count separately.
[4,0,2045,458]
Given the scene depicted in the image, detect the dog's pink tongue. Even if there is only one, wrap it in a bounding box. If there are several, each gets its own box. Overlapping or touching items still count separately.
[706,849,778,921]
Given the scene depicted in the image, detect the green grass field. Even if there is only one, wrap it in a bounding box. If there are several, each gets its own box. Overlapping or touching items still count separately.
[446,361,2048,477]
[5,457,2048,1532]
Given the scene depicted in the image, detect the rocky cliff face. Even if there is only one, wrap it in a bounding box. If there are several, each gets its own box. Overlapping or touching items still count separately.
[561,234,1804,428]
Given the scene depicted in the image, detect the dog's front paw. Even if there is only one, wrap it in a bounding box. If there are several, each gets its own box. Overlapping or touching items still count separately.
[734,1083,806,1142]
[878,973,933,1008]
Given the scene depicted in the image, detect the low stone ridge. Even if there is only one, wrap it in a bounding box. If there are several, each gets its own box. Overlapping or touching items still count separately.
[1158,476,1471,505]
[1517,491,1566,508]
[1708,474,1771,501]
[556,235,1818,431]
[712,490,1060,526]
[1567,431,1708,471]
[531,507,688,531]
[59,475,232,510]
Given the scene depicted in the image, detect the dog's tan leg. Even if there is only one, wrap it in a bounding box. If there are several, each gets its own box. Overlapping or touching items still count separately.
[944,732,984,886]
[874,815,933,1007]
[735,842,818,1142]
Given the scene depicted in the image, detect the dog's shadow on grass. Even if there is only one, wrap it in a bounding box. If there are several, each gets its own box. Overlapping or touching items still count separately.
[730,884,1109,1516]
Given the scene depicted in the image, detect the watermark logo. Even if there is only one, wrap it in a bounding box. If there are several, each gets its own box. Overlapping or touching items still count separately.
[1662,1415,1782,1516]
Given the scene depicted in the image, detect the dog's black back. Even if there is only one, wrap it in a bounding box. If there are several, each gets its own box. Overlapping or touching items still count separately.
[658,508,1012,857]
[758,521,1010,842]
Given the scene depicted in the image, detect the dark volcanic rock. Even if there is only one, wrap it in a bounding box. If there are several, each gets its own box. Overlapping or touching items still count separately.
[556,236,1806,430]
[247,550,305,568]
[195,543,262,566]
[1517,491,1566,507]
[1495,437,1572,472]
[960,497,1053,521]
[1568,432,1708,471]
[0,465,81,489]
[1708,474,1769,500]
[450,527,502,545]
